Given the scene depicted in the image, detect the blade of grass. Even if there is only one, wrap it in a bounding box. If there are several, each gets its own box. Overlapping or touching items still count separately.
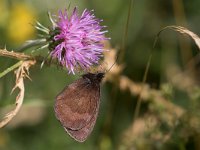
[133,25,200,121]
[133,54,152,121]
[0,61,23,79]
[119,0,134,63]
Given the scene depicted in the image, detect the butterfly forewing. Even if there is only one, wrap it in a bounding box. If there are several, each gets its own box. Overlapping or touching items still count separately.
[54,73,104,142]
[54,78,98,130]
[64,85,100,142]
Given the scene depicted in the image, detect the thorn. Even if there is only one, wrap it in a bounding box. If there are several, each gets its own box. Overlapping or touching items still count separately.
[4,44,7,50]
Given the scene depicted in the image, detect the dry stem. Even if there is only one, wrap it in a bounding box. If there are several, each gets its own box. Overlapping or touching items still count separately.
[0,49,33,60]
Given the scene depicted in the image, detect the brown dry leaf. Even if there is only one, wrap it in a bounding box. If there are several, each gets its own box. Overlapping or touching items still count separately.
[0,60,36,128]
[158,25,200,50]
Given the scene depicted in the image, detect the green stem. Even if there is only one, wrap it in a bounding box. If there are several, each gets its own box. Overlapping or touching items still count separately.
[133,54,152,121]
[0,61,23,78]
[119,0,134,63]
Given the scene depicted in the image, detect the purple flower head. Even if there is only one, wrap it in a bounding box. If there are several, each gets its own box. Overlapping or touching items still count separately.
[49,7,108,74]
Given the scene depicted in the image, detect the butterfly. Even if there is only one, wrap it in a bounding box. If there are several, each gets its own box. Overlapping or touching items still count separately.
[54,72,105,142]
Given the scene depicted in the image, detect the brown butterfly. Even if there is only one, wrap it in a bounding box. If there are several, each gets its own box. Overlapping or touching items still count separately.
[54,72,105,142]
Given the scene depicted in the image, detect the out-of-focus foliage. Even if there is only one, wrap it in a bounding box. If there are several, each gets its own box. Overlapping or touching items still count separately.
[0,1,36,45]
[7,4,36,44]
[0,0,200,150]
[0,0,9,28]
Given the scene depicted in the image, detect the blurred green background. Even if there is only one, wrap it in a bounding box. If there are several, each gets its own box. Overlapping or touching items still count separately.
[1,0,200,150]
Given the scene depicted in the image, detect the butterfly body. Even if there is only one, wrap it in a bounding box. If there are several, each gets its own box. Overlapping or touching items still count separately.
[54,72,104,142]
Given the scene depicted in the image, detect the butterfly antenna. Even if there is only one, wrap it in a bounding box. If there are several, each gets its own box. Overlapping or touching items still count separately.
[105,55,119,73]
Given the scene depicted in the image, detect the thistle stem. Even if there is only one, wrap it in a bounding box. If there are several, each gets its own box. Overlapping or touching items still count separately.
[0,49,33,60]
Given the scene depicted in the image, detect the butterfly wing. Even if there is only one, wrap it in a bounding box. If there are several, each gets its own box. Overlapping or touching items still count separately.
[64,84,100,142]
[54,77,99,131]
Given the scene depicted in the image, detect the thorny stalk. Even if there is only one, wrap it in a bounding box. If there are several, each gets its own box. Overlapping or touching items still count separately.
[0,48,33,60]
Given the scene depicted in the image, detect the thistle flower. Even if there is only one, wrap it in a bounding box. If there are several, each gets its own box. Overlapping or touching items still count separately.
[49,7,108,74]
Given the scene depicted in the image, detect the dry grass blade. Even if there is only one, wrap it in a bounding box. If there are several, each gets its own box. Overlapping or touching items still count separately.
[0,60,36,128]
[157,25,200,50]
